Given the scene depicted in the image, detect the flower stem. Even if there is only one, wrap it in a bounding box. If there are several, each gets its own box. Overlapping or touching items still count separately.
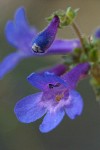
[72,22,85,52]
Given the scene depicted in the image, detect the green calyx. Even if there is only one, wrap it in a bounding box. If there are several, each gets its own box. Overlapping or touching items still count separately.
[63,37,100,67]
[46,7,79,28]
[90,78,100,101]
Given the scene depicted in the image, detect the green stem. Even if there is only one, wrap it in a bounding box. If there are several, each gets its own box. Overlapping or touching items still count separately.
[72,22,85,52]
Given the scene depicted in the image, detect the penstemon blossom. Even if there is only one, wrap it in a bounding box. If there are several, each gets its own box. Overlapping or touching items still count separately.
[0,7,80,79]
[14,63,90,133]
[1,6,100,133]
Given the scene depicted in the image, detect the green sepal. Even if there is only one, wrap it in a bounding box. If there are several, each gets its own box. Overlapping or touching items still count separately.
[80,54,88,62]
[46,7,79,28]
[90,78,100,102]
[88,48,98,62]
[65,7,79,23]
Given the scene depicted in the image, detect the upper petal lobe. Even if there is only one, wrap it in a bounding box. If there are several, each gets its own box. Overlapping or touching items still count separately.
[27,72,68,91]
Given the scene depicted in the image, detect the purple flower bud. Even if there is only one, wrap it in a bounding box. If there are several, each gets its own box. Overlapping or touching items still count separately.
[94,28,100,39]
[32,16,60,53]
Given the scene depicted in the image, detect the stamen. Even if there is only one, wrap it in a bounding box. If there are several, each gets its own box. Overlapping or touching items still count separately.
[55,94,64,102]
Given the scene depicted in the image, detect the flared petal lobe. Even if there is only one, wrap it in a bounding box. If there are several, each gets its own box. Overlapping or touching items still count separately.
[14,92,47,123]
[27,72,67,91]
[32,16,60,53]
[0,52,24,79]
[65,90,83,119]
[5,21,17,47]
[39,109,65,133]
[14,7,29,29]
[5,7,37,54]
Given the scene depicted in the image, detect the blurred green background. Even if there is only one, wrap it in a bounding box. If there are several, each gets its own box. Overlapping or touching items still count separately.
[0,0,100,150]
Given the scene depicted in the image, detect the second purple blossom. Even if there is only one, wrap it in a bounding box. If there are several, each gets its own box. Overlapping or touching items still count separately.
[0,7,81,79]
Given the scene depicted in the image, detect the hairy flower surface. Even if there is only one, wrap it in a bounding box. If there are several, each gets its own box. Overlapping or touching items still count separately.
[14,63,90,133]
[0,7,81,79]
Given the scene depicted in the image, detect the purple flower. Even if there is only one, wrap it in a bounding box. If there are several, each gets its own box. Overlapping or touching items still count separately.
[0,7,81,79]
[0,7,37,79]
[94,28,100,39]
[14,63,90,133]
[32,16,60,53]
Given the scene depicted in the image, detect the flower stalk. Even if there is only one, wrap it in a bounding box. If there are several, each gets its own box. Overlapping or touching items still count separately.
[71,21,86,52]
